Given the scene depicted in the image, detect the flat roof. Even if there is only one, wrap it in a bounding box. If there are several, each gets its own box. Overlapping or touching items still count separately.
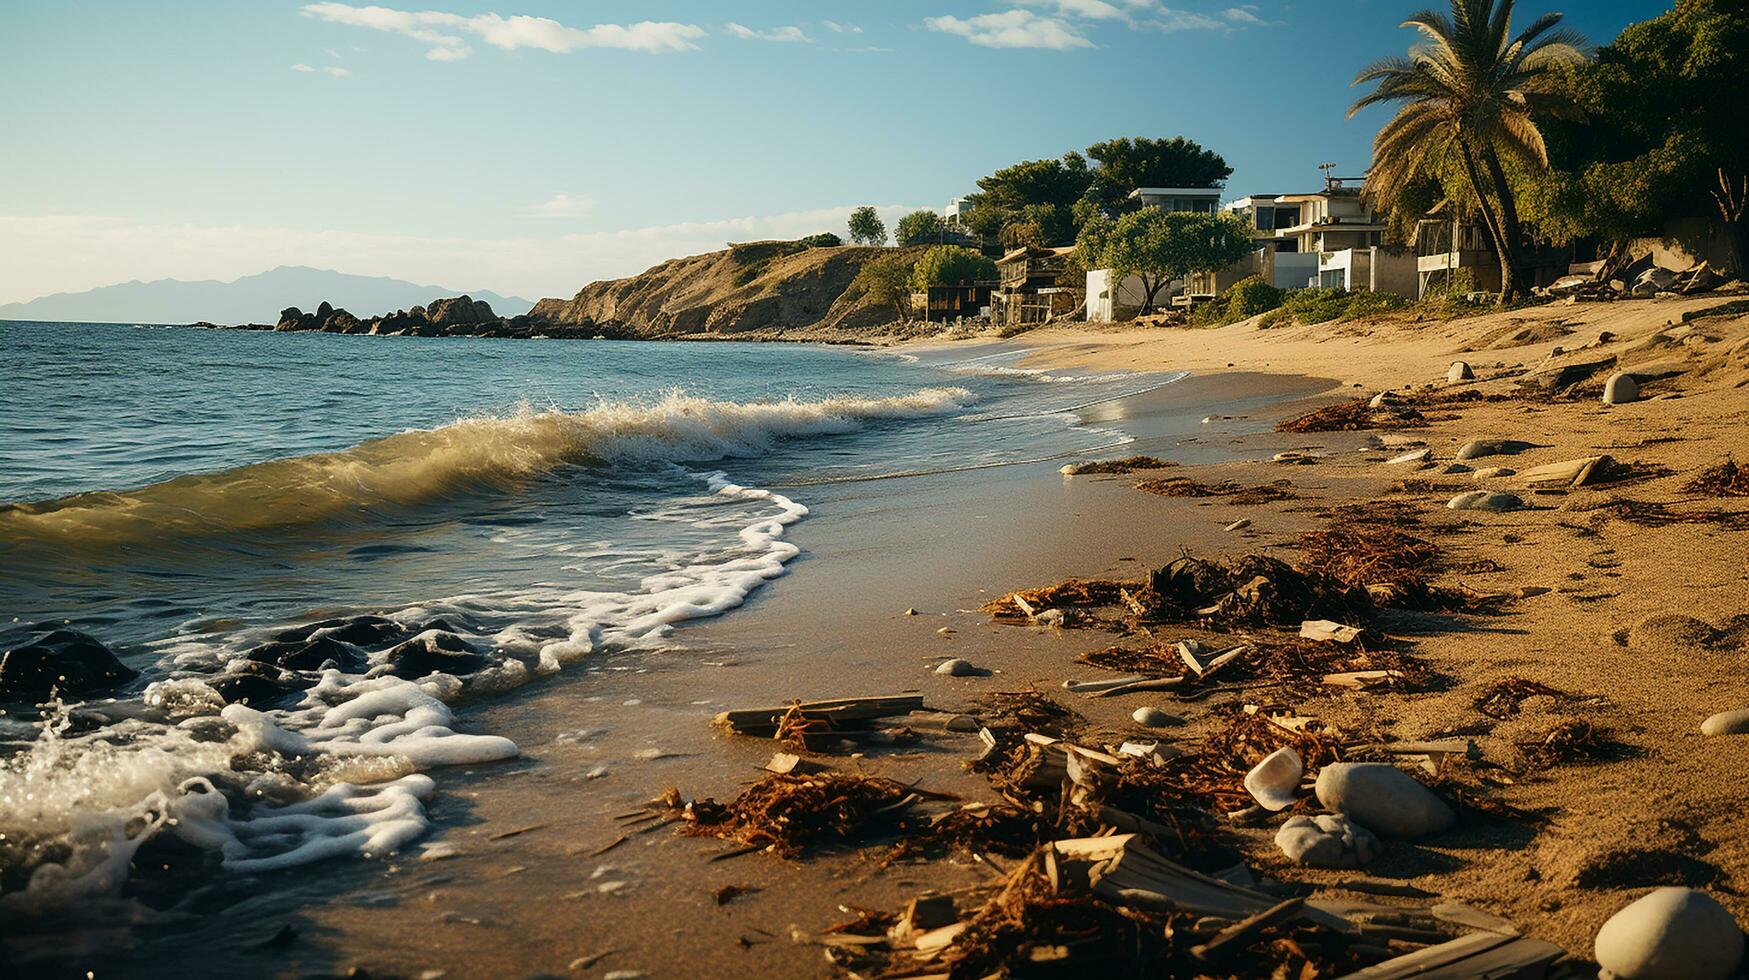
[1131,186,1224,197]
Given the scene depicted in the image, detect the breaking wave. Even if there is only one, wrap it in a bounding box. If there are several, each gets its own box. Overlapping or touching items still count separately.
[0,387,974,548]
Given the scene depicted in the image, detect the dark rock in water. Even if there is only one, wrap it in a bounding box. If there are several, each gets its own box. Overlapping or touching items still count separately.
[427,295,495,327]
[247,635,368,673]
[316,300,334,320]
[273,615,407,649]
[208,661,314,707]
[0,625,138,702]
[384,631,490,678]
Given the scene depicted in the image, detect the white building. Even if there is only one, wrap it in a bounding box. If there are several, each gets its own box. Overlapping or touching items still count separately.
[1131,187,1223,214]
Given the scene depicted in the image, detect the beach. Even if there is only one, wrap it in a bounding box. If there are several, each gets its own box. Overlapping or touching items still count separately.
[7,293,1742,976]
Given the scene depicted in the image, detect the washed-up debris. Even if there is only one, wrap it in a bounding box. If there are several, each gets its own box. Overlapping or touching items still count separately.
[1386,447,1432,465]
[813,836,1376,978]
[1473,677,1577,719]
[1224,518,1251,532]
[983,578,1133,626]
[659,772,920,858]
[1242,746,1303,811]
[1594,887,1745,980]
[1256,637,1430,695]
[1131,706,1182,728]
[1133,476,1298,505]
[1586,498,1749,529]
[1685,458,1749,497]
[712,694,925,753]
[1514,718,1623,770]
[1298,514,1500,614]
[970,688,1082,742]
[1059,455,1176,476]
[1447,490,1524,512]
[1299,619,1366,644]
[1277,399,1403,433]
[1456,439,1536,461]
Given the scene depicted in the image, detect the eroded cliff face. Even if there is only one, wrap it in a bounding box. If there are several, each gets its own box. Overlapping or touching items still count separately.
[530,242,925,337]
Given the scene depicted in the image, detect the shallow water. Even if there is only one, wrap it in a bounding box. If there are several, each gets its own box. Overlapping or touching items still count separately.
[0,321,1180,923]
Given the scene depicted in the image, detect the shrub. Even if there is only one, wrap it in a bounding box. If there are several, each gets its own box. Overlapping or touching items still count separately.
[1257,287,1410,327]
[800,232,843,249]
[895,210,947,246]
[1192,275,1284,326]
[846,254,915,318]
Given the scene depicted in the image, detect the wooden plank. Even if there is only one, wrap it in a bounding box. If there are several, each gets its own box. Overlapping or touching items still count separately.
[1334,932,1515,979]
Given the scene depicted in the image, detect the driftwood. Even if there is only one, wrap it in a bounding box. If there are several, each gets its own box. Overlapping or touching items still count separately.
[1335,930,1563,979]
[713,694,925,736]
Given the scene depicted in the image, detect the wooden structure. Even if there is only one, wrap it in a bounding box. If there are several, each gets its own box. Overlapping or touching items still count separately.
[993,245,1080,325]
[919,283,993,323]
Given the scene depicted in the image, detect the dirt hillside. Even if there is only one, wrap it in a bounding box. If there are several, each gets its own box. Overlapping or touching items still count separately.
[530,241,927,338]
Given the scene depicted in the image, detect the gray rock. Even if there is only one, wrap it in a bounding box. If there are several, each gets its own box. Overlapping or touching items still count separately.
[1593,887,1744,980]
[1456,439,1534,461]
[1387,448,1431,465]
[1131,706,1183,728]
[1604,372,1640,405]
[1275,814,1382,869]
[1369,390,1407,409]
[1313,762,1456,838]
[1447,490,1523,512]
[935,658,977,676]
[1448,360,1474,382]
[1700,709,1749,736]
[1470,466,1516,479]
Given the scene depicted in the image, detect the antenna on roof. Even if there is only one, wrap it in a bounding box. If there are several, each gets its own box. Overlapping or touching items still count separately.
[1318,162,1339,191]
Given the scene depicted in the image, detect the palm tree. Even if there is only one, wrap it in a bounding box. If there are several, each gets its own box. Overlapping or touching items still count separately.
[1350,0,1585,303]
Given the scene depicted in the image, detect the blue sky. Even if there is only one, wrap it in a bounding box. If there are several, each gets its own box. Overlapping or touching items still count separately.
[0,0,1667,304]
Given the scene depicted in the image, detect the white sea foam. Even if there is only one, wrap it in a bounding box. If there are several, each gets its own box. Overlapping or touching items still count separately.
[1,389,968,914]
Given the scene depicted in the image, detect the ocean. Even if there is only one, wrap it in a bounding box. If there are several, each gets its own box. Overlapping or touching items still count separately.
[0,320,1183,919]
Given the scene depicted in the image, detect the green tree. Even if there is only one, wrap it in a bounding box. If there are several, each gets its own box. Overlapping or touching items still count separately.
[959,154,1091,245]
[907,245,997,292]
[847,206,888,246]
[799,232,843,248]
[1083,137,1233,216]
[1077,209,1254,315]
[847,253,914,318]
[895,210,947,246]
[1532,0,1749,271]
[1350,0,1586,303]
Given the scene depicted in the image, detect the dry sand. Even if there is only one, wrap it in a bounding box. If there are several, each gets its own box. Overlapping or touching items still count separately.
[68,293,1748,978]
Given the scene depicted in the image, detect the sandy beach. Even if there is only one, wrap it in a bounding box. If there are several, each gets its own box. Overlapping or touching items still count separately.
[29,292,1740,978]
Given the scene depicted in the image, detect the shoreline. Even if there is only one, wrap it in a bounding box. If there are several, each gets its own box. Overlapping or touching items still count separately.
[13,293,1749,977]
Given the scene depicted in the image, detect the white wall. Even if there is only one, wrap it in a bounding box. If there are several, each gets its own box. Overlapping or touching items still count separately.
[1086,269,1159,322]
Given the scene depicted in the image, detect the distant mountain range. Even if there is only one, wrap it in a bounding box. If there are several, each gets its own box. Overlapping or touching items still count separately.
[0,266,535,325]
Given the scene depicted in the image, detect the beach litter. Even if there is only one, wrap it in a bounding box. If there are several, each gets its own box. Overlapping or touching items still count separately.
[659,772,920,858]
[1133,476,1298,504]
[711,694,927,752]
[1059,455,1176,476]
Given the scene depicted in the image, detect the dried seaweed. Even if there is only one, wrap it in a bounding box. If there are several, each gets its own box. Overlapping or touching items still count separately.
[1300,524,1440,590]
[1134,476,1299,505]
[970,688,1083,741]
[1276,399,1381,433]
[1474,677,1573,719]
[1255,637,1432,694]
[1061,455,1177,475]
[1075,643,1176,673]
[982,578,1138,622]
[1591,499,1749,529]
[1684,458,1749,497]
[662,772,915,857]
[1514,719,1626,770]
[887,803,1049,862]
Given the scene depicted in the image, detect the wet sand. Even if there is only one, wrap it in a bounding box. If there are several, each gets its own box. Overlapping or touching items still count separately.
[54,293,1749,978]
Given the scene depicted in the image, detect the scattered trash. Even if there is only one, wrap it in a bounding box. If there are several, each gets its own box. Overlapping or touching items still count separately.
[659,772,921,858]
[712,694,925,752]
[1060,455,1177,476]
[1223,518,1251,532]
[1299,619,1365,644]
[1242,746,1302,811]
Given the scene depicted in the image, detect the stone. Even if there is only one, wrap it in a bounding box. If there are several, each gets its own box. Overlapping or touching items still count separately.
[1456,439,1534,461]
[1593,887,1744,980]
[1447,490,1523,512]
[1441,463,1473,475]
[0,625,138,702]
[1604,372,1641,405]
[1471,466,1516,479]
[207,661,314,707]
[1313,762,1456,838]
[384,630,491,679]
[427,295,496,326]
[1243,747,1303,811]
[1448,360,1474,382]
[272,614,408,649]
[1131,706,1182,728]
[1275,814,1382,869]
[935,658,977,676]
[1700,709,1749,736]
[1630,614,1719,651]
[1386,448,1431,465]
[1520,455,1615,489]
[247,635,369,673]
[1224,519,1251,532]
[1368,390,1407,409]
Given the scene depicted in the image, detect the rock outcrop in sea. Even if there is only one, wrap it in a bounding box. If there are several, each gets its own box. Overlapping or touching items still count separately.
[268,296,586,339]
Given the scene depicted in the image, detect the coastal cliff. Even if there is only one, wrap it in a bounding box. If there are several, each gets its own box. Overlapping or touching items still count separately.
[529,241,926,338]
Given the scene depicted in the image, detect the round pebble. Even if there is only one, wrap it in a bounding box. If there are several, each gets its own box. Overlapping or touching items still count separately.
[1700,709,1749,736]
[1448,360,1474,382]
[1314,762,1455,838]
[1594,887,1744,980]
[1603,372,1641,405]
[935,658,975,676]
[1131,706,1182,728]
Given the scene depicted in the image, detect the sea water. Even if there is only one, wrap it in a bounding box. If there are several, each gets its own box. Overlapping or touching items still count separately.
[0,320,1181,917]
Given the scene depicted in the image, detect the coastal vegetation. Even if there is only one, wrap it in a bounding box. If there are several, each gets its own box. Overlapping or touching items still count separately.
[1076,209,1253,315]
[907,245,995,292]
[895,209,947,246]
[847,206,888,246]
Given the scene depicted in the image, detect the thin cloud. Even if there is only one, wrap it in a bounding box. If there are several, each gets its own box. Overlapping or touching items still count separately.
[725,22,812,43]
[821,20,862,34]
[325,66,352,77]
[1018,0,1128,19]
[528,193,595,218]
[300,3,707,61]
[925,10,1094,50]
[290,63,315,72]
